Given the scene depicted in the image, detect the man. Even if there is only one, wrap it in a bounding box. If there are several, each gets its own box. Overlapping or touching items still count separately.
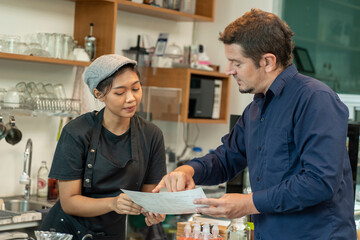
[153,8,356,239]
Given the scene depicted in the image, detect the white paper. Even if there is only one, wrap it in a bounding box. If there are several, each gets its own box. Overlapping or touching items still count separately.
[121,188,208,214]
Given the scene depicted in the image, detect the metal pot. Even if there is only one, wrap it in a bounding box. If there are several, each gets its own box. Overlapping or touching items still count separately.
[5,116,22,145]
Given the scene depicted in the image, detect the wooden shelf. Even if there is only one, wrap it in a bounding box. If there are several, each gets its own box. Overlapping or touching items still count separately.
[116,0,214,22]
[0,52,90,66]
[73,0,215,58]
[143,67,230,124]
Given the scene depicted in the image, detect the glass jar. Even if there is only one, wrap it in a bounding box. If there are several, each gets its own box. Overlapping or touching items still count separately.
[226,217,250,240]
[191,147,203,158]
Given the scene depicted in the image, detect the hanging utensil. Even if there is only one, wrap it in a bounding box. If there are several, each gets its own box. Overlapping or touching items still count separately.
[5,116,22,145]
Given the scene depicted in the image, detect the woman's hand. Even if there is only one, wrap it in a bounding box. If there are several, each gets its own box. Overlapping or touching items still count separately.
[110,193,142,215]
[143,212,166,226]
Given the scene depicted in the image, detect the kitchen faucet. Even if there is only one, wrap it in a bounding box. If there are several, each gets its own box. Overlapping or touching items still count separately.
[19,138,32,200]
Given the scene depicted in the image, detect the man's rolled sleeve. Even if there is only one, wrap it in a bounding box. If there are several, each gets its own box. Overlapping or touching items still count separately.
[253,190,272,213]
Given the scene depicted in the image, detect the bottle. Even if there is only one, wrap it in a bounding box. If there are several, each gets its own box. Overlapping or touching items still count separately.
[47,178,58,200]
[211,223,223,240]
[84,22,96,61]
[226,217,249,240]
[37,161,49,198]
[198,44,210,66]
[180,222,193,240]
[193,222,201,240]
[201,223,211,240]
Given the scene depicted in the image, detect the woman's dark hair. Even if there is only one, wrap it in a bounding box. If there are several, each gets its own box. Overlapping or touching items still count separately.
[219,8,294,68]
[95,64,140,97]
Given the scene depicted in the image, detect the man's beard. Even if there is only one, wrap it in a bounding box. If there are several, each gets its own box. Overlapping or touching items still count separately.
[239,88,254,94]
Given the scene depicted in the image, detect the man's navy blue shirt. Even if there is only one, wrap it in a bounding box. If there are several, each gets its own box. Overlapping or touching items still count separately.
[187,65,356,239]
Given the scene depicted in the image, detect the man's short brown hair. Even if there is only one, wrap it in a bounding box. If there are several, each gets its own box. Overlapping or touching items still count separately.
[219,8,294,68]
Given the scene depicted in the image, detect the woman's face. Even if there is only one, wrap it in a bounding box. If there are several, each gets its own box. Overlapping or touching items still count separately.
[96,68,142,119]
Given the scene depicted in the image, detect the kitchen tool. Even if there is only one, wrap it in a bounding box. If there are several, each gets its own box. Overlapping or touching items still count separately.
[0,115,7,140]
[122,35,148,66]
[5,116,22,145]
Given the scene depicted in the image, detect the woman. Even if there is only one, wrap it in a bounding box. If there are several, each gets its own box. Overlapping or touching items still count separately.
[41,54,166,240]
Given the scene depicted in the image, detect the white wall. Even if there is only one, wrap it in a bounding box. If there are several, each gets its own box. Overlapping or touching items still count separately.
[187,0,275,154]
[0,0,275,196]
[0,0,76,197]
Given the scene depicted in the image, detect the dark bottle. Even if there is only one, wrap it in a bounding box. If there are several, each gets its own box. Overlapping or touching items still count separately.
[47,178,58,200]
[84,22,96,61]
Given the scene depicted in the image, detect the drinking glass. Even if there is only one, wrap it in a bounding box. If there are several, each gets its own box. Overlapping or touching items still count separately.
[27,82,40,99]
[44,83,56,99]
[16,82,32,106]
[3,88,21,108]
[0,88,6,103]
[4,35,20,54]
[0,34,5,52]
[54,33,64,59]
[62,35,73,59]
[53,84,66,99]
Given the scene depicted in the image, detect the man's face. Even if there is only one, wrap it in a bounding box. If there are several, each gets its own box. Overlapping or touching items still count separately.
[224,44,267,94]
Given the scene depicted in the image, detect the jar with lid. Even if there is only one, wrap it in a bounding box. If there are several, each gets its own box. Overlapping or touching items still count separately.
[191,147,203,158]
[226,217,250,240]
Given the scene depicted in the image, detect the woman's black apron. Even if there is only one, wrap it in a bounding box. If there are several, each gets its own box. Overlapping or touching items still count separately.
[41,109,145,240]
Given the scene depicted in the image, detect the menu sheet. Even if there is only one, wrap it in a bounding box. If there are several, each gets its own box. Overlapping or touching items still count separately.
[121,188,208,214]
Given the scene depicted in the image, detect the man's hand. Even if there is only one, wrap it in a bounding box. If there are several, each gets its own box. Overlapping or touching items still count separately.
[152,165,196,192]
[193,193,260,219]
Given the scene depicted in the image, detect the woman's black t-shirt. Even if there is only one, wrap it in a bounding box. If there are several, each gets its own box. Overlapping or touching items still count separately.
[42,110,166,239]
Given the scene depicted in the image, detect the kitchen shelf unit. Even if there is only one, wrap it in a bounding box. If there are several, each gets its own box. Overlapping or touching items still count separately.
[72,0,229,124]
[142,67,230,124]
[72,0,215,58]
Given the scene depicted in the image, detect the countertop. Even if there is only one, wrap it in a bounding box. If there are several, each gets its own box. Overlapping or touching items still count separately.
[0,195,55,232]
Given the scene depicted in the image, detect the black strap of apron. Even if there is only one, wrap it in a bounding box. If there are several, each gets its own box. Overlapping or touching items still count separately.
[83,108,105,188]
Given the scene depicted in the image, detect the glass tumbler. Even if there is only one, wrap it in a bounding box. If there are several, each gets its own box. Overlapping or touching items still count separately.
[53,84,67,99]
[53,33,64,59]
[4,35,21,54]
[62,35,73,59]
[0,34,5,52]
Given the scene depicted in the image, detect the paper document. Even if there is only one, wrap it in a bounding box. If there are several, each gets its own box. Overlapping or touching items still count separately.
[121,188,208,214]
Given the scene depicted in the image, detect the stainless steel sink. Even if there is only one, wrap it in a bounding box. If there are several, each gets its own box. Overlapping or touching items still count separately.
[4,199,52,213]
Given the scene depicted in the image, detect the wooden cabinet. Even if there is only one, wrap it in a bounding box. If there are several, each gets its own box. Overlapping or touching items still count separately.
[73,0,215,58]
[142,67,230,123]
